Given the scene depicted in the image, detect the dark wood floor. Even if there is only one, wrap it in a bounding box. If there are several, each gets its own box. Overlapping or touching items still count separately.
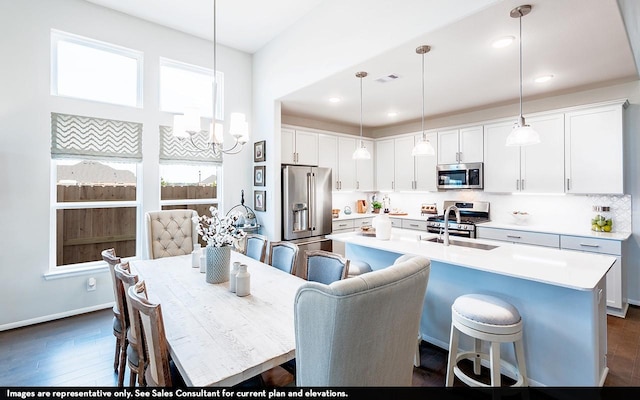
[1,306,639,387]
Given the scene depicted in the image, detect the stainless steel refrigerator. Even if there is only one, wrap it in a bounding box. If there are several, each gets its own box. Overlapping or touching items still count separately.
[282,165,333,278]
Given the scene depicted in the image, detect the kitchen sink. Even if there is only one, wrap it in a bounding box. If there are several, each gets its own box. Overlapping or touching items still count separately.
[423,237,498,251]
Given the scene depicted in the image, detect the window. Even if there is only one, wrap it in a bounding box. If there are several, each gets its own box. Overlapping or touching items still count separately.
[51,29,143,107]
[160,163,220,218]
[159,58,223,120]
[50,113,143,268]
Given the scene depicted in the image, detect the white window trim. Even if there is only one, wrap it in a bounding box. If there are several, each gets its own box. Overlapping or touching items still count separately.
[48,161,143,276]
[51,29,144,108]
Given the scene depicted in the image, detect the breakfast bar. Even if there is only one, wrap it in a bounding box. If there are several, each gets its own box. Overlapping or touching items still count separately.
[329,229,616,386]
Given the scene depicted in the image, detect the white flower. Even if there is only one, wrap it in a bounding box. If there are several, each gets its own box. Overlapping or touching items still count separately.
[192,207,246,247]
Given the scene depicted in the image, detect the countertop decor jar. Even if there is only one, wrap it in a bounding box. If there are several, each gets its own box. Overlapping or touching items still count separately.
[591,206,613,232]
[236,264,250,297]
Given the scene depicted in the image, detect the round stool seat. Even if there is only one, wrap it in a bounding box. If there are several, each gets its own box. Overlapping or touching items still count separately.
[348,260,372,277]
[446,294,528,387]
[452,294,522,335]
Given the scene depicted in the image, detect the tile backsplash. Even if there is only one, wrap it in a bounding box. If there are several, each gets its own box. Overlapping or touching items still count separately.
[333,191,632,233]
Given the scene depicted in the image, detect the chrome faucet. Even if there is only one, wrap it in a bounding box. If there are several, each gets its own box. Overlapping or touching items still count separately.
[443,205,461,246]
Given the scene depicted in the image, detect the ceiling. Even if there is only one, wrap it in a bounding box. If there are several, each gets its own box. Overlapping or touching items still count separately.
[85,0,638,129]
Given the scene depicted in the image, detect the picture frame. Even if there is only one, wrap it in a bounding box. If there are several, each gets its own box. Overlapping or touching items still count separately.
[254,165,265,186]
[254,190,266,212]
[254,140,266,162]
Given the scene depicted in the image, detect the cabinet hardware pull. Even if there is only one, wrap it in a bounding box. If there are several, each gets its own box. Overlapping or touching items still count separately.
[567,178,570,191]
[516,180,520,191]
[506,235,522,239]
[338,224,348,227]
[357,181,359,190]
[579,243,600,248]
[521,179,525,190]
[392,181,395,190]
[410,224,419,227]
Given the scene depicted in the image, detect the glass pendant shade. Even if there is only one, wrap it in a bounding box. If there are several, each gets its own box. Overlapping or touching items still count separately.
[352,141,371,160]
[412,137,435,156]
[506,120,540,146]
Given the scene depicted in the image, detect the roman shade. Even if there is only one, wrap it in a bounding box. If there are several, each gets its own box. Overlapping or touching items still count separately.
[159,125,222,165]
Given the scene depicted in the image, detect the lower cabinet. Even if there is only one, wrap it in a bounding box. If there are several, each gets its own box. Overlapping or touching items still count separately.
[560,235,626,316]
[475,226,559,248]
[331,217,374,256]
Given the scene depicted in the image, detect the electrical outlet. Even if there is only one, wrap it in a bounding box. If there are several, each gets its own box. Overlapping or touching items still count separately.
[87,277,97,292]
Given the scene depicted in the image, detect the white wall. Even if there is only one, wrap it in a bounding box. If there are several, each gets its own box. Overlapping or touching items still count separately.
[0,0,252,328]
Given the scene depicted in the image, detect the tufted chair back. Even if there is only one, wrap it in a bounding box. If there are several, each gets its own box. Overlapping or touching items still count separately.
[145,210,198,260]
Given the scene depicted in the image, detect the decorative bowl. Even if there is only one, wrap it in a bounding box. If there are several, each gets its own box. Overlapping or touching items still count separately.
[511,211,530,225]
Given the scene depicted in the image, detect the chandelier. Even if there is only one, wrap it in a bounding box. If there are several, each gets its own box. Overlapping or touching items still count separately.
[172,0,249,155]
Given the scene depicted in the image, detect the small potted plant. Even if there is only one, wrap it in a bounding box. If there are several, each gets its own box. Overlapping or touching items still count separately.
[372,201,382,214]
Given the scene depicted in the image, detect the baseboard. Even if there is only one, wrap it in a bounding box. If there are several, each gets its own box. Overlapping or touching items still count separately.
[627,298,639,307]
[0,302,113,332]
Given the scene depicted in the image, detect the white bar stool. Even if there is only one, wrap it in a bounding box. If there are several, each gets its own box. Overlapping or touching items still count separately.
[445,294,528,387]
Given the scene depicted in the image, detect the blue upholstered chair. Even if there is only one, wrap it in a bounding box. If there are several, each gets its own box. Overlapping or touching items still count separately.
[294,255,431,386]
[303,250,349,284]
[267,241,299,275]
[244,234,268,263]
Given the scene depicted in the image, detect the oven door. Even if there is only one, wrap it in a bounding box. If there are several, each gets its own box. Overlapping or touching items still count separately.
[426,225,474,239]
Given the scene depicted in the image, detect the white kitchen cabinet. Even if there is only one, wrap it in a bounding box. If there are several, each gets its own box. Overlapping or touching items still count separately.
[565,102,626,194]
[355,139,375,191]
[483,113,564,193]
[393,133,438,192]
[437,125,483,164]
[375,139,395,191]
[319,134,373,191]
[560,235,626,316]
[401,219,427,231]
[331,217,374,255]
[475,226,560,248]
[281,127,318,166]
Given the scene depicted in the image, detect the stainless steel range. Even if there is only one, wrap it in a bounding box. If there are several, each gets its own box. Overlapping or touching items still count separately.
[426,201,490,238]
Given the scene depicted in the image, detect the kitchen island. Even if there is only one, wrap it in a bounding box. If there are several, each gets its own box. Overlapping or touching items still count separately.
[328,229,615,386]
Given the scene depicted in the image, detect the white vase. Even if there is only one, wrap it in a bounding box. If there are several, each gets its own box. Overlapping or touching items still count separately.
[373,213,392,240]
[235,264,250,297]
[205,245,231,284]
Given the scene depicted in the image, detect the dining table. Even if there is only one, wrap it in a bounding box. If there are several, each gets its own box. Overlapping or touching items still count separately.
[130,251,307,387]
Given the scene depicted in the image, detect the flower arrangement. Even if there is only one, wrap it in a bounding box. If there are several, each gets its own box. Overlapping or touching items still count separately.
[193,206,246,247]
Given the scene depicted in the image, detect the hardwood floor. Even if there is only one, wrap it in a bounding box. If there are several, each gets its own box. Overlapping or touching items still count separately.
[1,306,639,387]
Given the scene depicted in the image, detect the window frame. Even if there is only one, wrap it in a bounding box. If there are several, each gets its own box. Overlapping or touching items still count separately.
[159,163,223,211]
[159,57,224,121]
[50,29,144,108]
[48,159,143,274]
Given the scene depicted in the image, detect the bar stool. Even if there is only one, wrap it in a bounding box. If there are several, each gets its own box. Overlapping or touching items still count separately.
[347,260,372,278]
[445,294,528,387]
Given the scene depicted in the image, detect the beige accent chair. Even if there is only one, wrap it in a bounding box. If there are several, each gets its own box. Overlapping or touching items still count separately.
[145,210,198,259]
[294,255,430,386]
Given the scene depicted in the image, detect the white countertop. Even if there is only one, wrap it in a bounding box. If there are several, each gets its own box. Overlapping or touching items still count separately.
[328,229,615,291]
[477,221,631,241]
[334,212,429,221]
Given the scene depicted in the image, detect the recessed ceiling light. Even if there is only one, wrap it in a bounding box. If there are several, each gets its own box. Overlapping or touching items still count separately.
[534,75,554,83]
[387,112,398,117]
[491,36,515,48]
[328,97,341,103]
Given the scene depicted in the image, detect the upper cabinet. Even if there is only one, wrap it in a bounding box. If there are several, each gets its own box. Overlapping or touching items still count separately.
[318,134,374,192]
[282,128,318,166]
[437,125,483,164]
[565,102,626,194]
[484,113,565,193]
[375,139,395,191]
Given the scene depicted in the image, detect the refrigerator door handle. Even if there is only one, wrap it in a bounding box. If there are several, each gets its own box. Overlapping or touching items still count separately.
[307,172,314,231]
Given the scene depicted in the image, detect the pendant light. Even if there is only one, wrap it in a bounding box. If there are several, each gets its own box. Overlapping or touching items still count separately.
[412,45,435,156]
[352,71,371,160]
[172,0,249,155]
[505,4,540,147]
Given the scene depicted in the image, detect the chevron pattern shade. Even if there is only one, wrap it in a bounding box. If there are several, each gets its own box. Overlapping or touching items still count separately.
[160,125,222,164]
[51,113,142,161]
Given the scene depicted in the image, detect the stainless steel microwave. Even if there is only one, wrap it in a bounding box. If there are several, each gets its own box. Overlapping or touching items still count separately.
[437,162,483,190]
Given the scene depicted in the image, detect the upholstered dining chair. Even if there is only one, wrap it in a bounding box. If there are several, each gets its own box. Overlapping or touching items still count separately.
[244,234,268,263]
[302,250,350,284]
[114,262,145,387]
[294,255,431,386]
[267,241,299,275]
[394,254,424,368]
[101,248,127,387]
[127,280,183,387]
[145,209,198,259]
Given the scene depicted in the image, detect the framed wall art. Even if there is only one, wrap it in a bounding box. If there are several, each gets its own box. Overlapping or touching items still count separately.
[254,190,266,212]
[254,165,265,186]
[254,140,266,162]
